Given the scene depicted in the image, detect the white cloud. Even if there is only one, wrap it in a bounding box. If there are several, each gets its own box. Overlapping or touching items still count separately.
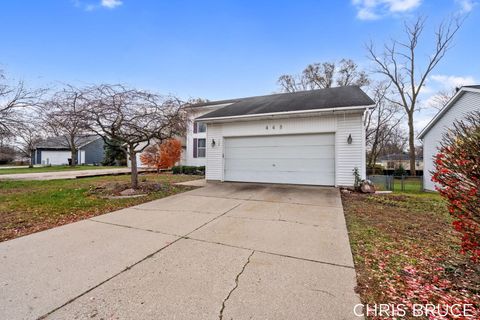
[418,74,477,112]
[429,74,477,89]
[352,0,422,20]
[73,0,123,11]
[101,0,123,9]
[455,0,477,13]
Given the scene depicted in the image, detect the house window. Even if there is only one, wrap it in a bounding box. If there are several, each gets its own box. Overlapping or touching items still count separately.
[194,122,206,133]
[387,161,395,169]
[197,138,206,158]
[197,122,206,133]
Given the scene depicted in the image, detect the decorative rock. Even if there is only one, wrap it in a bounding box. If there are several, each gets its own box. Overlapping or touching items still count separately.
[360,182,376,194]
[120,188,137,196]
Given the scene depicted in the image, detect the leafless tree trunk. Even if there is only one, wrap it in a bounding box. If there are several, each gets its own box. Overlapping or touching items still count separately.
[128,144,139,189]
[367,16,463,175]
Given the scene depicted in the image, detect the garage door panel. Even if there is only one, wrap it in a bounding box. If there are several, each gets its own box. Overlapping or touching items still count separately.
[41,151,71,165]
[224,134,335,186]
[225,170,332,186]
[225,145,335,159]
[225,158,335,172]
[225,134,334,148]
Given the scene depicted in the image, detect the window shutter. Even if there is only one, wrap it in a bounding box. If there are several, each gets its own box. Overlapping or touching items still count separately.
[193,138,198,158]
[193,122,197,133]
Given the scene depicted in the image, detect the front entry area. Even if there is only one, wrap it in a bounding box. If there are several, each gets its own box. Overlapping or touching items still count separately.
[224,133,335,186]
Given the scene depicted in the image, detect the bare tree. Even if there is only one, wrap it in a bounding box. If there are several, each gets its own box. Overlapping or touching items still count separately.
[365,82,403,171]
[429,88,456,110]
[367,16,463,175]
[277,59,370,92]
[16,122,44,167]
[42,85,90,166]
[0,71,44,137]
[84,84,186,189]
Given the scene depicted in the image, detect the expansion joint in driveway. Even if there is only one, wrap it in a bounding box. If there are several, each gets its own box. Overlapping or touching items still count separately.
[219,250,255,320]
[185,236,355,270]
[188,193,341,208]
[89,219,182,238]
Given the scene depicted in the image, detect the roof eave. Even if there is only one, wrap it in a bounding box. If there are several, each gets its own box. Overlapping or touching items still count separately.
[417,87,480,139]
[197,104,374,123]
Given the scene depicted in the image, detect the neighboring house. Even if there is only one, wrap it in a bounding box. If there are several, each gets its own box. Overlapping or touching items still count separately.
[418,85,480,191]
[377,153,423,172]
[32,135,105,165]
[188,86,374,186]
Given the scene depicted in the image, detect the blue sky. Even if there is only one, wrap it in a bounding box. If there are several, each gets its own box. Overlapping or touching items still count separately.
[0,0,479,128]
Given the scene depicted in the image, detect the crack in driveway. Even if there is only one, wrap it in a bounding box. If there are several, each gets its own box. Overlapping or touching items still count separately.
[219,250,255,320]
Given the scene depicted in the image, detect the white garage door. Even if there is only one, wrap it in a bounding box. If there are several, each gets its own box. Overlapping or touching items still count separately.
[41,151,71,165]
[224,133,335,186]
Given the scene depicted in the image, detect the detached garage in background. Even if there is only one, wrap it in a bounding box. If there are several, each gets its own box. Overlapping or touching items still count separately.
[32,135,105,166]
[196,86,375,187]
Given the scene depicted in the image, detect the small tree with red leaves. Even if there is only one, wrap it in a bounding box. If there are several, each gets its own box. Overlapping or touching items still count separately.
[140,139,182,172]
[432,111,480,262]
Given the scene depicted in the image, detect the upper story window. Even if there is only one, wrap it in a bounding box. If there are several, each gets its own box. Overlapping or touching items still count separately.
[194,122,206,133]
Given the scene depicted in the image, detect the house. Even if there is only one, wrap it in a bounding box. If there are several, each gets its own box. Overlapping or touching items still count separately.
[32,135,105,166]
[418,85,480,191]
[376,153,423,173]
[183,86,374,186]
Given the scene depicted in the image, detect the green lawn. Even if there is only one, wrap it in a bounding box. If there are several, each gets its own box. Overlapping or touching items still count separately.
[0,173,202,242]
[343,192,480,317]
[0,165,124,175]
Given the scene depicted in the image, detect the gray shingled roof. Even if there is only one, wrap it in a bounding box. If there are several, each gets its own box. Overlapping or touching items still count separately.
[35,135,101,149]
[197,86,374,120]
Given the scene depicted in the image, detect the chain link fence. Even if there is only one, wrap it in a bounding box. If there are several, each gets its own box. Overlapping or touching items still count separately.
[367,175,423,193]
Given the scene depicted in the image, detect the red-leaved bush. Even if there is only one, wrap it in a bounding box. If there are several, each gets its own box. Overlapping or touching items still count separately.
[140,139,182,172]
[432,111,480,262]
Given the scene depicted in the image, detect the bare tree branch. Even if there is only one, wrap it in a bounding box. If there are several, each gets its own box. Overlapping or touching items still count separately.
[366,15,463,176]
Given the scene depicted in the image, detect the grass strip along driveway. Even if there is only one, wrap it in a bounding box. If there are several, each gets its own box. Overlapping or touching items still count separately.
[0,173,201,242]
[0,165,122,175]
[343,192,480,318]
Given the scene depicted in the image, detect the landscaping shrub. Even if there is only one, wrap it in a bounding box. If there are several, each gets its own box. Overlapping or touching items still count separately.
[172,165,205,175]
[432,111,480,262]
[172,165,183,174]
[394,164,406,176]
[140,139,182,172]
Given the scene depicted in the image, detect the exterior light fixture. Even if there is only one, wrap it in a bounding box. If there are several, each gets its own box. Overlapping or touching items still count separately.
[347,134,353,145]
[211,139,216,148]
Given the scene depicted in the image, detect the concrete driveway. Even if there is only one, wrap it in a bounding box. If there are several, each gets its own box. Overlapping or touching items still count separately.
[0,182,361,320]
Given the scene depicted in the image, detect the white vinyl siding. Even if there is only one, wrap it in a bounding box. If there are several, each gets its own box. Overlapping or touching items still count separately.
[224,134,335,185]
[422,91,480,191]
[205,112,366,186]
[336,113,365,186]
